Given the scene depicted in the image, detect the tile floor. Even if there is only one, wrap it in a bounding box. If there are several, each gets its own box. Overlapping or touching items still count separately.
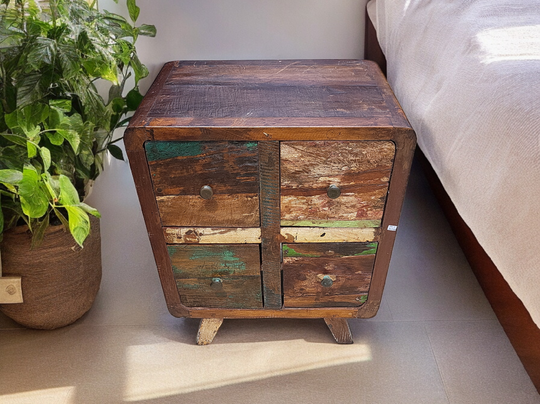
[1,155,539,404]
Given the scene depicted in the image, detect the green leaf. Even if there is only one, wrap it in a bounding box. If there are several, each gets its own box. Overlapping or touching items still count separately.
[6,104,49,136]
[19,165,49,218]
[27,141,38,158]
[79,202,101,218]
[137,24,157,37]
[126,88,144,111]
[58,174,81,205]
[16,73,42,108]
[65,205,90,247]
[49,99,72,113]
[0,145,27,169]
[116,116,132,127]
[46,131,64,146]
[53,207,69,229]
[26,37,57,69]
[0,169,23,184]
[40,147,52,171]
[56,129,80,153]
[127,0,141,22]
[30,213,49,249]
[5,111,18,130]
[107,143,124,161]
[1,133,27,147]
[111,97,125,114]
[130,53,149,85]
[42,172,59,202]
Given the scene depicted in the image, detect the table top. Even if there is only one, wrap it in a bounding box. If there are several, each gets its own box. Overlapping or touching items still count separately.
[128,60,413,141]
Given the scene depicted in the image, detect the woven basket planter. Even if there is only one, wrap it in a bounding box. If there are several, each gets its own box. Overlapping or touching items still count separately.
[0,216,102,329]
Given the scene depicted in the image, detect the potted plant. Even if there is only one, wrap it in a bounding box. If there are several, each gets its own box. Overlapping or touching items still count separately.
[0,0,155,328]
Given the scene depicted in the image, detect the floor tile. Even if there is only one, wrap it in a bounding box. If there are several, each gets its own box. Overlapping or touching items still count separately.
[0,321,449,404]
[426,321,540,404]
[384,162,497,322]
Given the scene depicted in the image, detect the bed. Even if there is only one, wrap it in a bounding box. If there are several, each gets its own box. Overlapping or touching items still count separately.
[364,0,540,391]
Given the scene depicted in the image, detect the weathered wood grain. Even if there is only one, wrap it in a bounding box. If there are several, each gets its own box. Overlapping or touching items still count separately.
[282,243,376,308]
[146,141,260,228]
[259,141,282,308]
[286,294,368,308]
[168,244,260,278]
[324,318,353,344]
[146,141,259,195]
[125,60,416,333]
[123,128,188,318]
[281,141,394,226]
[156,194,260,227]
[197,318,224,345]
[169,245,263,309]
[280,227,378,243]
[176,276,263,309]
[164,227,261,244]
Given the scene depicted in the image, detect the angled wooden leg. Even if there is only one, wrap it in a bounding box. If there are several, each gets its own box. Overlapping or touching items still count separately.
[324,318,353,344]
[197,318,224,345]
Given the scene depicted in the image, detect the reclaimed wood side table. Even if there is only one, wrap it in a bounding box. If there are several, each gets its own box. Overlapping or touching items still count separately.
[125,60,416,344]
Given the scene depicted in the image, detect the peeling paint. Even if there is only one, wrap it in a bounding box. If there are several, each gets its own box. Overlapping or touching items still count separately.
[145,141,204,161]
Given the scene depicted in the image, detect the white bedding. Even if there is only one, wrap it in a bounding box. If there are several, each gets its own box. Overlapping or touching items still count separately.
[367,0,540,326]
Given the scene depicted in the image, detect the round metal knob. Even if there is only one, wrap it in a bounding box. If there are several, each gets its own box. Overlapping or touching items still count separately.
[321,275,334,288]
[210,278,223,289]
[327,184,341,199]
[200,185,213,200]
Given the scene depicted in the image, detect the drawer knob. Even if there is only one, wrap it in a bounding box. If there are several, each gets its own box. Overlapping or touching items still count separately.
[321,275,334,287]
[327,184,341,199]
[210,278,223,289]
[200,185,214,200]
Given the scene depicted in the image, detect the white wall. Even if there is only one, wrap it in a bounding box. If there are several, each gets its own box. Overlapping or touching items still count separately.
[87,0,368,324]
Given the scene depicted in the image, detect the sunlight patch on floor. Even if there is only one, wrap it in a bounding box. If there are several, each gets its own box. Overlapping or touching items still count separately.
[0,386,75,404]
[123,339,372,401]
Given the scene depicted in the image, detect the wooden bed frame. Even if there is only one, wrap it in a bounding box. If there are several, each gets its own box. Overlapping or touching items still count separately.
[364,10,540,393]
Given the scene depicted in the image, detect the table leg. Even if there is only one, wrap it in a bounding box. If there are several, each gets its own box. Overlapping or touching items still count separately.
[196,318,224,345]
[324,318,353,344]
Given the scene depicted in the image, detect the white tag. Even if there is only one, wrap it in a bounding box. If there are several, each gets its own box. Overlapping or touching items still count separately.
[387,225,398,231]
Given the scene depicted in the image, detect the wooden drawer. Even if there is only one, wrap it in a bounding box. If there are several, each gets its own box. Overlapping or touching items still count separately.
[281,141,395,228]
[168,244,263,309]
[145,141,260,227]
[282,242,376,308]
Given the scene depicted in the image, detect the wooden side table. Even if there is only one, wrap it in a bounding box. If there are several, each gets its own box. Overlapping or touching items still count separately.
[125,60,416,344]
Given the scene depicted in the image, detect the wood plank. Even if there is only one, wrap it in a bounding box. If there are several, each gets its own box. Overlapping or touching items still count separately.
[188,307,360,319]
[259,141,282,308]
[123,128,188,318]
[281,192,387,225]
[167,60,380,87]
[286,294,368,308]
[146,141,259,195]
[177,276,263,309]
[282,242,378,257]
[324,318,353,344]
[164,227,261,244]
[197,318,224,345]
[282,243,376,308]
[280,227,378,243]
[281,141,394,226]
[148,125,399,142]
[168,244,261,278]
[156,194,260,227]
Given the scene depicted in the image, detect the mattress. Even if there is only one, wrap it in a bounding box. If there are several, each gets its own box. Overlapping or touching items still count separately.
[367,0,540,326]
